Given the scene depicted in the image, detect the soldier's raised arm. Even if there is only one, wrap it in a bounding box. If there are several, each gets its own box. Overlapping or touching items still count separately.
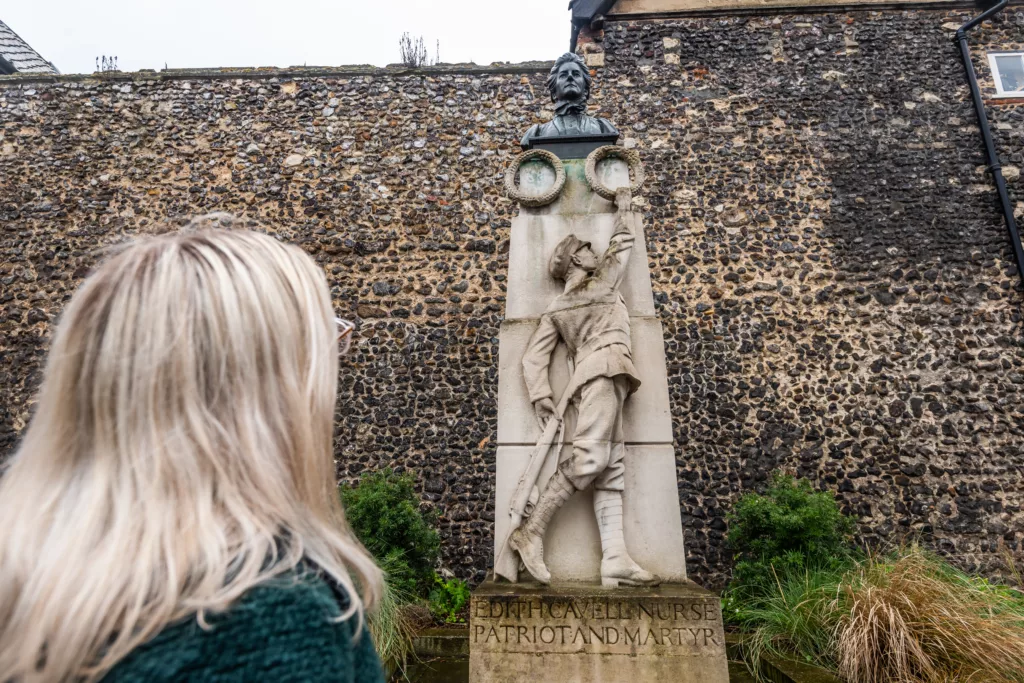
[596,188,635,289]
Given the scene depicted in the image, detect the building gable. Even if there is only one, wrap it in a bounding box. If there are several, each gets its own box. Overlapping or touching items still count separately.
[0,20,58,75]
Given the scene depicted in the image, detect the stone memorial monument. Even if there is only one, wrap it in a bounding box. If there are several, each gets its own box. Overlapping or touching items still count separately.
[470,53,730,682]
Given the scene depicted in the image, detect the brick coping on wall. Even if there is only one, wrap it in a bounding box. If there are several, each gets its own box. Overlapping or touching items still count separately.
[6,0,1020,87]
[0,62,555,85]
[603,0,1024,22]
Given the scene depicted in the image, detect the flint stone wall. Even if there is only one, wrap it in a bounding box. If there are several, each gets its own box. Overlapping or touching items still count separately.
[2,8,1023,586]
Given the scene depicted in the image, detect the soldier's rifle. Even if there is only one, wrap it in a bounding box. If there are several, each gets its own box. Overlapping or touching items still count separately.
[492,387,574,583]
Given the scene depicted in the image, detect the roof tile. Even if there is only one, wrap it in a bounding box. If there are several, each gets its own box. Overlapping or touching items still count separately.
[0,19,58,74]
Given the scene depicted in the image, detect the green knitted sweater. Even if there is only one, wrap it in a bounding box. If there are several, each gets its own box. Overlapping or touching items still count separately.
[102,569,385,683]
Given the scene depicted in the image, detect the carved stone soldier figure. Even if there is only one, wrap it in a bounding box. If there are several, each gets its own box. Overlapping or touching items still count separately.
[509,187,660,588]
[520,52,620,150]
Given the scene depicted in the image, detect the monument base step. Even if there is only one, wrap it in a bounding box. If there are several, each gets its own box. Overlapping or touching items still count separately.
[469,577,730,683]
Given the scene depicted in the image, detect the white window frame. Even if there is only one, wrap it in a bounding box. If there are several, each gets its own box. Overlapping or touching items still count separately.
[988,51,1024,97]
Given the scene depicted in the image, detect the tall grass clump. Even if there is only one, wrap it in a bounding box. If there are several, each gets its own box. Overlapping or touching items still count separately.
[834,547,1024,683]
[366,556,419,679]
[732,565,845,676]
[733,544,1024,682]
[725,473,1024,682]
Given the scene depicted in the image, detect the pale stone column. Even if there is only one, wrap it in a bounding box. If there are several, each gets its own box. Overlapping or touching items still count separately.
[494,157,688,584]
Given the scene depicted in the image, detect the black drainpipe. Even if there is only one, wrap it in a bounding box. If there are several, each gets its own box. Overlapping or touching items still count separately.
[955,0,1024,285]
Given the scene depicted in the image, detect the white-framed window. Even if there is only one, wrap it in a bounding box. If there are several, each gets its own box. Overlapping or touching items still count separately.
[988,52,1024,96]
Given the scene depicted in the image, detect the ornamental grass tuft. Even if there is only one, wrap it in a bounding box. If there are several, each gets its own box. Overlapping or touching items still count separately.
[366,567,421,680]
[834,547,1024,683]
[726,474,1024,682]
[731,564,845,676]
[733,546,1024,682]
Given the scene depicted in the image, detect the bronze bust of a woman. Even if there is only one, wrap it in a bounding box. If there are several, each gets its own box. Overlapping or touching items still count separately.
[520,52,620,151]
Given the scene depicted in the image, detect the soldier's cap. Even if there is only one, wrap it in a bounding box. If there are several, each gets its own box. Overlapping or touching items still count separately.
[548,234,592,281]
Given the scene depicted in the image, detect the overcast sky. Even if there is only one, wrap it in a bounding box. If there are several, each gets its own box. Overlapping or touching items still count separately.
[4,0,571,75]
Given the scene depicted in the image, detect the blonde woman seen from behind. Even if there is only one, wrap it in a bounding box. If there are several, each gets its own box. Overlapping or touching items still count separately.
[0,219,385,682]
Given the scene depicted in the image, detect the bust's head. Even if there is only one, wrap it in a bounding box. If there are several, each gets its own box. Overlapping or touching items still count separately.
[546,52,592,105]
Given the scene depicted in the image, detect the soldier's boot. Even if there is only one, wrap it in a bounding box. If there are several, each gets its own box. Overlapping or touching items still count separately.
[509,469,575,584]
[595,489,662,588]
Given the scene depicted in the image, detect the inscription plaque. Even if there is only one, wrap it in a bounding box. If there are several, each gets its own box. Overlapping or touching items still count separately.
[470,581,730,682]
[473,595,721,653]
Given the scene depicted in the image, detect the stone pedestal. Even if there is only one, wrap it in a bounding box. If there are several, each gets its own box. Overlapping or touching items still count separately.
[470,580,730,683]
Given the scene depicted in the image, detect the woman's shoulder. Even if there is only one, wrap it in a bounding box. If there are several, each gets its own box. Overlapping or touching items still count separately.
[224,566,347,624]
[102,569,383,683]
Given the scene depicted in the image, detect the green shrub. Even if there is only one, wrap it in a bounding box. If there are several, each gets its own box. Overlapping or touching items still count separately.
[340,469,440,598]
[428,575,470,624]
[726,472,856,599]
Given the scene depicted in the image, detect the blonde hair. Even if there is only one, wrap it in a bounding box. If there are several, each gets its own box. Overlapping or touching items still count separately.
[0,221,382,682]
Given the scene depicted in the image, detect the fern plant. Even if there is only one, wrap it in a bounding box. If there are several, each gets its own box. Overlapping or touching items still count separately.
[428,576,470,624]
